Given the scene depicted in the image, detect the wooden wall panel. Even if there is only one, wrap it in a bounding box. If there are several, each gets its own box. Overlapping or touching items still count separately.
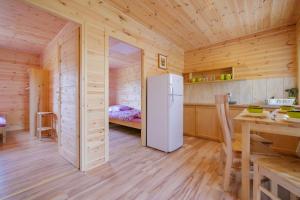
[185,26,297,80]
[0,48,40,131]
[26,0,184,171]
[109,57,141,110]
[85,24,106,170]
[42,22,80,168]
[297,20,300,101]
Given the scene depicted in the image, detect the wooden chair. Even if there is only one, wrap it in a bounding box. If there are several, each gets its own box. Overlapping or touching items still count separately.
[296,142,300,158]
[215,95,278,191]
[253,157,300,200]
[0,113,7,144]
[222,94,272,145]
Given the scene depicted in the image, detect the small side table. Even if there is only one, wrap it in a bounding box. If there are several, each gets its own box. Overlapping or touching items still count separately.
[37,112,55,140]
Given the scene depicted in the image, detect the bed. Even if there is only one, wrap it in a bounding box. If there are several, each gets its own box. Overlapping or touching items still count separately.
[109,105,141,129]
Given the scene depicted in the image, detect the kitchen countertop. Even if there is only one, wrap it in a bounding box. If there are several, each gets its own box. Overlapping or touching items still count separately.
[184,103,283,109]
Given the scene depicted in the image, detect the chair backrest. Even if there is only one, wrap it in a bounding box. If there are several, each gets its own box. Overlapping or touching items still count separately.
[215,95,233,155]
[223,96,234,136]
[296,141,300,158]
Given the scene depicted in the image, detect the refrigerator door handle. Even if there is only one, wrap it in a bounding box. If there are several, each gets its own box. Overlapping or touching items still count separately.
[170,86,174,102]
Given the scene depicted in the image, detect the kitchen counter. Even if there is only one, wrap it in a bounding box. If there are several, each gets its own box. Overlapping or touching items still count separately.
[183,103,300,154]
[184,103,282,109]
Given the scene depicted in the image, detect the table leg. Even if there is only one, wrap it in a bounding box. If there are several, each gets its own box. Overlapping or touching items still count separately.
[38,115,42,140]
[241,122,251,200]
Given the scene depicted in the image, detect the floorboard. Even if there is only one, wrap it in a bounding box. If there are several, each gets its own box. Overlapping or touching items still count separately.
[1,126,239,200]
[0,131,77,199]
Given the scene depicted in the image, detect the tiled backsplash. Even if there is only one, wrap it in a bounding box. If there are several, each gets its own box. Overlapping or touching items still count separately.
[184,77,296,105]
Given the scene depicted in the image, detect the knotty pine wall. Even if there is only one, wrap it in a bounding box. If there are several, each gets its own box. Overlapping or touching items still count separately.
[297,20,300,101]
[109,66,141,110]
[26,0,184,171]
[0,48,40,131]
[185,25,297,80]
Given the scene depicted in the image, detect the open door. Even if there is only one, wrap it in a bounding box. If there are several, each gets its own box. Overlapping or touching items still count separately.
[28,68,49,137]
[59,27,80,168]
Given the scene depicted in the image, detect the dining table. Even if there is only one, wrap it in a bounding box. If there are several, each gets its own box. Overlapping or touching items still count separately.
[234,109,300,200]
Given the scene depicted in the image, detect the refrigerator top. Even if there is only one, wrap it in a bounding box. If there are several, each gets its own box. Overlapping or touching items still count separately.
[147,73,182,79]
[147,73,183,96]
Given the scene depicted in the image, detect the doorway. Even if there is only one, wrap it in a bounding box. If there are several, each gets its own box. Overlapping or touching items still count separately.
[108,37,143,158]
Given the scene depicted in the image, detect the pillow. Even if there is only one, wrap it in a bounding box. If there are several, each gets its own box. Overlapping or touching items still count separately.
[109,105,121,112]
[109,105,133,112]
[0,115,6,127]
[119,105,133,111]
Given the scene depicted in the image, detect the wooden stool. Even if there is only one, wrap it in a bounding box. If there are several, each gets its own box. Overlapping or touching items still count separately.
[37,112,55,140]
[0,113,7,144]
[253,157,300,200]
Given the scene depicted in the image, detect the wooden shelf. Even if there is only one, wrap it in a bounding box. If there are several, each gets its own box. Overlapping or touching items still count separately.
[184,78,241,85]
[183,67,236,84]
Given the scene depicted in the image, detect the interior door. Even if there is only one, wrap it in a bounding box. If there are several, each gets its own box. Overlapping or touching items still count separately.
[28,69,49,137]
[59,27,80,168]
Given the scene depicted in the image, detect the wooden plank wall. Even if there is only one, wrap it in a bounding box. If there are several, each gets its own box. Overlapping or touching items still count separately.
[85,24,106,170]
[184,26,297,80]
[26,0,184,171]
[0,48,40,131]
[109,54,141,110]
[297,20,300,101]
[42,22,80,167]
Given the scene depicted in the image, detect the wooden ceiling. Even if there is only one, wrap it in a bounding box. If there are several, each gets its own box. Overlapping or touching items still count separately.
[0,0,67,54]
[109,37,141,69]
[107,0,300,51]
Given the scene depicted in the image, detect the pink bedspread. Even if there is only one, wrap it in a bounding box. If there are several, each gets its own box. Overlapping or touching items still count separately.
[0,115,6,127]
[109,107,141,121]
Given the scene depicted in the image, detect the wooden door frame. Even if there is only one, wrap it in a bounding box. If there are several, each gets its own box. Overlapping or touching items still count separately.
[104,33,146,161]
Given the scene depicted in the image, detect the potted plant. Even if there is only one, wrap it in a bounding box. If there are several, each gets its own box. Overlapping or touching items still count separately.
[285,88,298,105]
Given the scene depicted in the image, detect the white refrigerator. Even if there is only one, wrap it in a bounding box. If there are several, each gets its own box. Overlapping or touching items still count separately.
[147,73,183,152]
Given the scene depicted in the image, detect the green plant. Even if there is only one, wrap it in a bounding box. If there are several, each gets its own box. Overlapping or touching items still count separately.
[285,88,298,104]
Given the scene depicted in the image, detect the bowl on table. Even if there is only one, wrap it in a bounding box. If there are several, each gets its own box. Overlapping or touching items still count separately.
[287,110,300,119]
[279,105,295,113]
[247,105,263,113]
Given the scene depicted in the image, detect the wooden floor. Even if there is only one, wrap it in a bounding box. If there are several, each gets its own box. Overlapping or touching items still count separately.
[1,127,239,200]
[0,131,77,199]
